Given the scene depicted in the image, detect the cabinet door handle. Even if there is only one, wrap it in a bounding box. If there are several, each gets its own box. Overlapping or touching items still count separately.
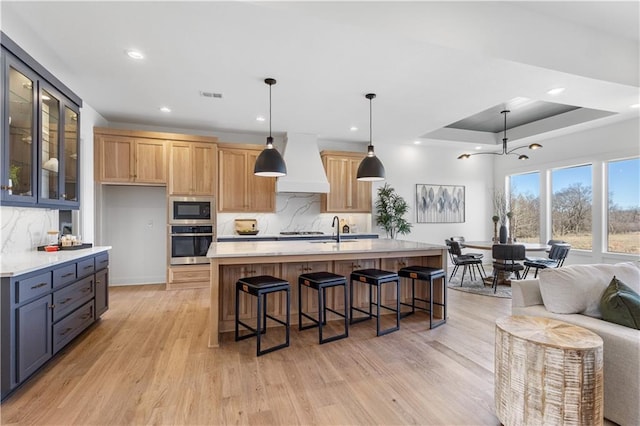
[61,272,75,278]
[48,304,56,309]
[96,279,101,284]
[31,282,48,290]
[61,193,67,199]
[1,185,13,191]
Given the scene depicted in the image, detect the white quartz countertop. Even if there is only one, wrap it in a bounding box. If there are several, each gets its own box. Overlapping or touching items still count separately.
[1,246,112,277]
[207,239,444,258]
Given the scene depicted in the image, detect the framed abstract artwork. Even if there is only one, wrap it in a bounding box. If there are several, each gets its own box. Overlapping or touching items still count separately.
[416,184,465,223]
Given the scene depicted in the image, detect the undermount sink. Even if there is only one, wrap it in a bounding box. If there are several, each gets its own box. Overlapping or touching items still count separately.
[308,240,356,244]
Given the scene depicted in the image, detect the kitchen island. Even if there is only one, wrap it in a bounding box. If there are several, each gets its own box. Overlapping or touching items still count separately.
[206,239,447,347]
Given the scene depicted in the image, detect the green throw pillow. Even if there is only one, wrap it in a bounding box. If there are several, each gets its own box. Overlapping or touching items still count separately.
[600,276,640,330]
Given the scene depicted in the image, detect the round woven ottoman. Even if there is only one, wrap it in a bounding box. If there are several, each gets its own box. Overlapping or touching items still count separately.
[495,315,603,426]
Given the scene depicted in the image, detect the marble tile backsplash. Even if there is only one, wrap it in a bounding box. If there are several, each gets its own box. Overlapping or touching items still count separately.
[1,206,59,253]
[217,193,373,237]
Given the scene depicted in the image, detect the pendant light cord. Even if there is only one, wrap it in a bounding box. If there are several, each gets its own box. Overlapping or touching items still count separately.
[369,96,372,146]
[269,83,272,139]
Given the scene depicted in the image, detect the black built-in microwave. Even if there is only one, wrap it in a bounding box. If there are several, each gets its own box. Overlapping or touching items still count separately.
[169,196,215,225]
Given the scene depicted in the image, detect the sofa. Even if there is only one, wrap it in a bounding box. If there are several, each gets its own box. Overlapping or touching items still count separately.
[512,262,640,426]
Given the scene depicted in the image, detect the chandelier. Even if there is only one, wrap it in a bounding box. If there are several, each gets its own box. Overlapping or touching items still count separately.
[457,110,542,160]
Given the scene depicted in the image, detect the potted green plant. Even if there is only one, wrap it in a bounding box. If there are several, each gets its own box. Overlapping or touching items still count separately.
[375,183,412,239]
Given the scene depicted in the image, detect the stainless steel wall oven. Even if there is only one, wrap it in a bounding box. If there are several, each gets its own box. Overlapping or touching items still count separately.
[170,225,214,265]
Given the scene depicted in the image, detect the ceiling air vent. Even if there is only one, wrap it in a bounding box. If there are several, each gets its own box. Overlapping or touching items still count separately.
[200,91,223,99]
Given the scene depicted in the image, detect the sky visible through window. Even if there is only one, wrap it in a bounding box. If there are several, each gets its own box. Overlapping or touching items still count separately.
[512,162,639,209]
[608,158,640,209]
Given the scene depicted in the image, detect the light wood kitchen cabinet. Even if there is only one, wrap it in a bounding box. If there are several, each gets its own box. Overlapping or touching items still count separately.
[167,264,210,290]
[217,144,275,212]
[320,151,372,213]
[94,128,218,186]
[94,134,166,184]
[168,142,216,195]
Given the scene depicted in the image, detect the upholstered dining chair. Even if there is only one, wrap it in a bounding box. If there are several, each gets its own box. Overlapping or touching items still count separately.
[450,236,484,260]
[491,244,526,293]
[523,243,571,278]
[446,240,485,286]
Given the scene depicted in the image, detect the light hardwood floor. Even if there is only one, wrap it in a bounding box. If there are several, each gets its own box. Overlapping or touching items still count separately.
[1,284,511,425]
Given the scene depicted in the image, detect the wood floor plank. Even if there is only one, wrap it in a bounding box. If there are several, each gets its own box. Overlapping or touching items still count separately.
[1,284,516,425]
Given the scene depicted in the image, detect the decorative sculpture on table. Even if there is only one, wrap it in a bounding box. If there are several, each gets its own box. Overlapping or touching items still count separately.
[493,189,510,243]
[492,215,500,242]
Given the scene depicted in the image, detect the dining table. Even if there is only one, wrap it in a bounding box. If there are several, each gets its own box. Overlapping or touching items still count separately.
[461,241,549,252]
[460,241,550,285]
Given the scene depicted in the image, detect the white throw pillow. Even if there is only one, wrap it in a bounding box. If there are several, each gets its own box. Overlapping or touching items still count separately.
[539,262,640,318]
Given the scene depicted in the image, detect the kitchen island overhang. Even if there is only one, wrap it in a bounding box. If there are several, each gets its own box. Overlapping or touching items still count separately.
[206,239,447,347]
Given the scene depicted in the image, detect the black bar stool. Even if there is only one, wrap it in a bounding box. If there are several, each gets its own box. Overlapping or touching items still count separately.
[350,269,400,336]
[397,265,447,329]
[235,275,290,356]
[298,272,348,344]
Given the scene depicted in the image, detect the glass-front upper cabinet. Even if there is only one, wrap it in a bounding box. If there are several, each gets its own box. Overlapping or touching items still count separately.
[1,37,82,209]
[40,87,61,202]
[37,83,80,207]
[2,54,38,204]
[63,105,79,203]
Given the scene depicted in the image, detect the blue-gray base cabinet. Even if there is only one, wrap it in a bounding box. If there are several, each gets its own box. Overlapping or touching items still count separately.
[1,251,109,401]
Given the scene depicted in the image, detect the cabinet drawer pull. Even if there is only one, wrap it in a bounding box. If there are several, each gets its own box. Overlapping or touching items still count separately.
[83,265,93,270]
[60,297,73,305]
[99,260,108,265]
[61,272,75,278]
[1,184,13,191]
[96,279,101,284]
[60,327,73,336]
[81,286,92,293]
[80,314,92,320]
[31,282,48,290]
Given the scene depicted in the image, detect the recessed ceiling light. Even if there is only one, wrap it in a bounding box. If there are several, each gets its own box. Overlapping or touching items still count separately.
[547,87,565,95]
[126,49,144,60]
[413,140,421,145]
[256,115,266,122]
[350,126,359,132]
[630,104,639,109]
[160,106,171,113]
[475,146,482,150]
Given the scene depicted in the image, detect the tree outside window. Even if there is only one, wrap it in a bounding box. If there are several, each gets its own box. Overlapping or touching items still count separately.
[607,158,640,254]
[552,165,593,250]
[509,172,540,243]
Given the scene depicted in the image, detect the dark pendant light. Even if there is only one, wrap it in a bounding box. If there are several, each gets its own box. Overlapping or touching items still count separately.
[356,93,385,181]
[254,78,287,177]
[457,109,542,160]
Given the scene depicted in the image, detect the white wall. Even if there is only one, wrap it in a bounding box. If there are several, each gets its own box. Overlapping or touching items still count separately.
[374,143,495,245]
[102,185,167,285]
[494,117,640,265]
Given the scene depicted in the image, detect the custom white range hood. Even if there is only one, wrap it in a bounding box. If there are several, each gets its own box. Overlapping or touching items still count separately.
[276,132,330,193]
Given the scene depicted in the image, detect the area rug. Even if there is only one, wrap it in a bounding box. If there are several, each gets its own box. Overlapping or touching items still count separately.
[447,274,512,299]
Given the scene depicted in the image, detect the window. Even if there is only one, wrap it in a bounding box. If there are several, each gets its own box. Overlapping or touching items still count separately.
[509,172,540,243]
[607,158,640,254]
[552,165,593,250]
